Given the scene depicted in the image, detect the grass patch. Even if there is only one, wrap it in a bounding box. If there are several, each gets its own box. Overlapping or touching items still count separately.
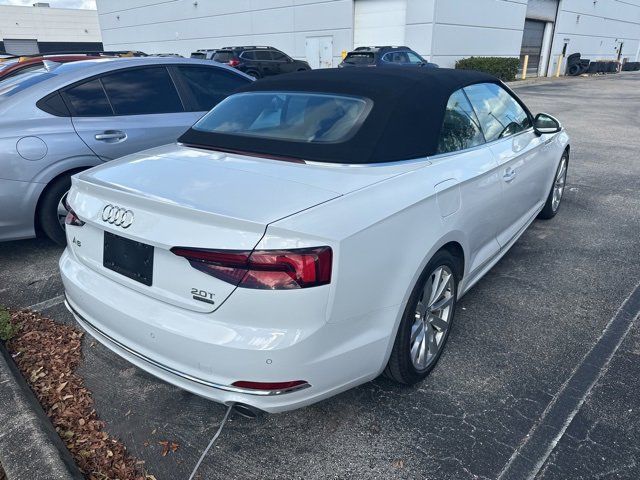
[0,308,19,341]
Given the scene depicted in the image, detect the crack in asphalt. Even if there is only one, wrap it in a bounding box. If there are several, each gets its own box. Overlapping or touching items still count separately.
[497,281,640,480]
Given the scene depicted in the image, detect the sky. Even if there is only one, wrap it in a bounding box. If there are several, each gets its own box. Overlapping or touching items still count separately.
[0,0,96,8]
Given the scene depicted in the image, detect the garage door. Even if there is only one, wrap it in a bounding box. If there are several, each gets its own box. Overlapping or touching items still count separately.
[3,39,39,55]
[354,0,407,48]
[519,19,546,77]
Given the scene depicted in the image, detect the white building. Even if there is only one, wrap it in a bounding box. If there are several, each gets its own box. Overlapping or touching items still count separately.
[0,3,102,55]
[96,0,640,76]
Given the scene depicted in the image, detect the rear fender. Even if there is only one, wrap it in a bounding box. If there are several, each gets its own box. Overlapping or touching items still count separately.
[31,155,102,185]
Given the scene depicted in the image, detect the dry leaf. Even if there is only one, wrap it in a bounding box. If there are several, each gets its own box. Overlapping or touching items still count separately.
[5,309,151,480]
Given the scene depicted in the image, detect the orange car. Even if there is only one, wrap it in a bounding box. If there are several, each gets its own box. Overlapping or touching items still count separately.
[0,55,100,81]
[0,51,146,80]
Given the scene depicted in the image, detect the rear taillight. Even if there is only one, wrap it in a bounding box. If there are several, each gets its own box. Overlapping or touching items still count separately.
[62,194,85,227]
[228,58,240,67]
[171,246,332,290]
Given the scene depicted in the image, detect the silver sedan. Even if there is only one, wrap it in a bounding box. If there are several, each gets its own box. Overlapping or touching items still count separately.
[0,57,251,244]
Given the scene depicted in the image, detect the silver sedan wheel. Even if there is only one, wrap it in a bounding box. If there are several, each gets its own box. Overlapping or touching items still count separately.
[552,157,567,212]
[410,265,455,371]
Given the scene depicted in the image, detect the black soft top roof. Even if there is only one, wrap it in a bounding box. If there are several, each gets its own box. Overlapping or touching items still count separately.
[178,67,500,164]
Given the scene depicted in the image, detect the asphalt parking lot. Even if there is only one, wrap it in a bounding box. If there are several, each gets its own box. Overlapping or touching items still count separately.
[1,72,639,480]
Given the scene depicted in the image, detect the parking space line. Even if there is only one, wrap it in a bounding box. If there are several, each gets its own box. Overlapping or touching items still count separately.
[27,295,65,312]
[497,281,640,480]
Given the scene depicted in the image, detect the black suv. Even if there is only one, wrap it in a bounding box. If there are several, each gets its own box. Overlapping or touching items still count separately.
[198,46,311,79]
[339,46,438,69]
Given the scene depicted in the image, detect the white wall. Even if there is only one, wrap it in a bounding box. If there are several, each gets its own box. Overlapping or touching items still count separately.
[0,5,101,43]
[430,0,528,68]
[405,0,435,59]
[97,0,354,66]
[95,0,640,73]
[547,0,640,75]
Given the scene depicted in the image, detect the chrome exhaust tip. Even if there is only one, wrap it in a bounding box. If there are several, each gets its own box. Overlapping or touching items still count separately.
[232,403,262,419]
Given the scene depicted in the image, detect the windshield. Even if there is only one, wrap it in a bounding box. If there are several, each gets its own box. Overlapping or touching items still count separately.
[0,68,56,99]
[190,52,206,59]
[193,92,372,143]
[343,53,375,65]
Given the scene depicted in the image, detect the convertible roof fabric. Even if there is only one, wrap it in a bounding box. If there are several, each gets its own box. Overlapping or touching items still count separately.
[178,67,500,164]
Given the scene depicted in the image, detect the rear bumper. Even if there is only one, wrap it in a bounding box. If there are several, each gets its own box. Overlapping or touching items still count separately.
[0,178,43,241]
[60,249,395,412]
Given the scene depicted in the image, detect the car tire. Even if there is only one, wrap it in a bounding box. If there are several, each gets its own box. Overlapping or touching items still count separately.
[384,249,459,385]
[38,174,72,246]
[246,70,261,79]
[538,151,569,220]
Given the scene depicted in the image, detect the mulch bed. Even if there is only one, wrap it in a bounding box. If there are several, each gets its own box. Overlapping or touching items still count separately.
[5,309,154,480]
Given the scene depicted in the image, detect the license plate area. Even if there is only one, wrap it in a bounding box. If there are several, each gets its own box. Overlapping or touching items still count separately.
[103,231,154,286]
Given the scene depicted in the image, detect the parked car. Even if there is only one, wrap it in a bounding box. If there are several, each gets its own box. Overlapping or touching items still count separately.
[61,68,569,413]
[339,46,438,69]
[192,46,311,78]
[190,49,216,60]
[0,55,111,81]
[0,57,252,244]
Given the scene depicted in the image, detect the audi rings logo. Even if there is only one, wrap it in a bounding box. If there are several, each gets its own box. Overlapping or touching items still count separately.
[101,204,134,228]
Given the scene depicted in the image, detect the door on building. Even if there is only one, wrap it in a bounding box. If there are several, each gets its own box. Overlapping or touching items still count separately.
[3,39,39,55]
[305,36,333,69]
[354,0,407,48]
[519,19,546,77]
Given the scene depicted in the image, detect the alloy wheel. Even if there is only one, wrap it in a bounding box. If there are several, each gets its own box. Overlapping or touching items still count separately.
[552,157,567,212]
[410,265,455,371]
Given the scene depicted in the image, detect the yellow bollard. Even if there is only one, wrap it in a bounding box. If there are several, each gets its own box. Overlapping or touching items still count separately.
[555,53,564,77]
[521,55,529,80]
[341,50,347,59]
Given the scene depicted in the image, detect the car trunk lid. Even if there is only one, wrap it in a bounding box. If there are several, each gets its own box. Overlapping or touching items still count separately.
[66,144,426,312]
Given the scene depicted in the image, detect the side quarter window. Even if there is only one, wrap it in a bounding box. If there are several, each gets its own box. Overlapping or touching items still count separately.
[62,78,113,117]
[463,83,532,142]
[437,89,485,154]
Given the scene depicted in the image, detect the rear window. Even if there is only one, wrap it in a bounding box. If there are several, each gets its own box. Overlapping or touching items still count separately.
[193,92,372,143]
[344,52,374,65]
[212,51,234,63]
[0,69,56,99]
[190,52,206,59]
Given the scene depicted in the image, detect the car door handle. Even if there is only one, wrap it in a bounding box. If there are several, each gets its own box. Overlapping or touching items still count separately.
[95,131,126,141]
[503,169,517,182]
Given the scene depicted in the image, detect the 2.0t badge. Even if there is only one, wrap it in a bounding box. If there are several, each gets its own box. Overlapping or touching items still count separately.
[101,204,134,229]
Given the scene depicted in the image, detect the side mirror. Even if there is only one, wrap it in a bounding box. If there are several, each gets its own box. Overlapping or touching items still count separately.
[534,113,562,135]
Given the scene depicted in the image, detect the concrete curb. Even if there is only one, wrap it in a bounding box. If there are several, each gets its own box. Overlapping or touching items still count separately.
[506,70,640,88]
[0,342,83,480]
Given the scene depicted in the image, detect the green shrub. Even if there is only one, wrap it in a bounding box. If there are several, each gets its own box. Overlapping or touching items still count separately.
[0,308,18,341]
[455,56,520,82]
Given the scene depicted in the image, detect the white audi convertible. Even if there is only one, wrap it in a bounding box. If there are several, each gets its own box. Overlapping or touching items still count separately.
[61,68,569,413]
